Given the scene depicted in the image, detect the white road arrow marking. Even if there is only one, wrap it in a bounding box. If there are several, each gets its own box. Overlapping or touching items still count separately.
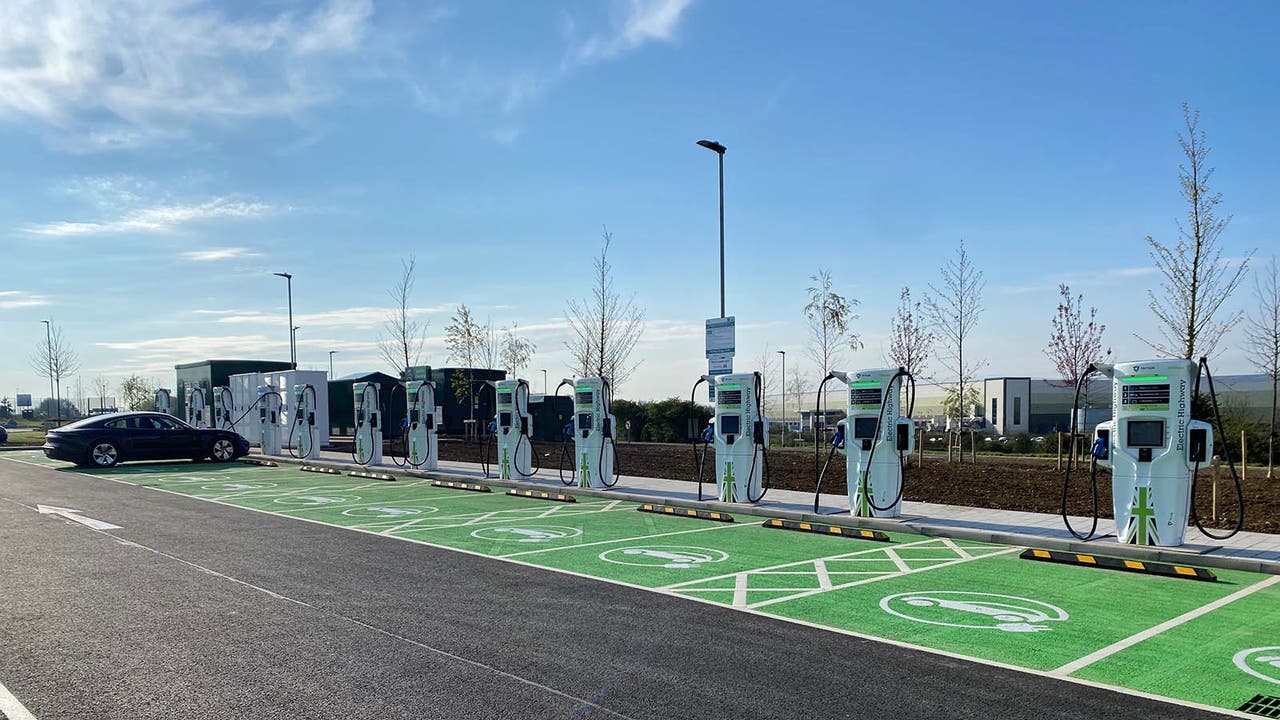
[36,504,122,531]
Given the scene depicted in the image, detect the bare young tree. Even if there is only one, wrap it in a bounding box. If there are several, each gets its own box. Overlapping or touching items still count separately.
[922,240,986,438]
[92,375,112,413]
[481,315,499,368]
[754,343,778,416]
[28,321,80,422]
[887,286,933,378]
[1045,284,1107,388]
[377,256,430,378]
[500,323,537,377]
[803,269,861,378]
[565,227,645,387]
[1246,256,1280,478]
[788,364,808,431]
[444,304,486,422]
[1140,104,1254,359]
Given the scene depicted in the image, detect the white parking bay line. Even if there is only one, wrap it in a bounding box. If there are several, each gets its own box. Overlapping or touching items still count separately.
[1052,574,1280,677]
[0,678,38,720]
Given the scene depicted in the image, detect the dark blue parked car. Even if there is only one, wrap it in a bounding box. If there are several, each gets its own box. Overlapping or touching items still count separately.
[43,412,249,468]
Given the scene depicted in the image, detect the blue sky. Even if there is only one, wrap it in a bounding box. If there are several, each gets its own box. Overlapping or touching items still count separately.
[1,0,1276,405]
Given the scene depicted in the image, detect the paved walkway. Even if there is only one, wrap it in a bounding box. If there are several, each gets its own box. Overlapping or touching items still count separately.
[268,448,1280,573]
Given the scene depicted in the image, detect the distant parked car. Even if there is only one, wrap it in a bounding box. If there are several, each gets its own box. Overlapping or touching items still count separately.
[42,412,249,468]
[0,425,7,444]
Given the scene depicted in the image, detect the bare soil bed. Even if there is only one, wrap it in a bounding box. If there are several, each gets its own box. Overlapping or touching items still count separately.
[399,438,1277,534]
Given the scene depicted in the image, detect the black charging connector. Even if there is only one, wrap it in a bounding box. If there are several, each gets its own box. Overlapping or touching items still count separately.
[1189,427,1208,463]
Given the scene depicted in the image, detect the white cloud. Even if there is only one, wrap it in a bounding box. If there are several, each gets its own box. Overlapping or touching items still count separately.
[180,247,262,262]
[572,0,695,64]
[21,198,274,237]
[1057,266,1158,286]
[97,334,283,359]
[0,0,376,150]
[0,290,49,309]
[214,305,451,328]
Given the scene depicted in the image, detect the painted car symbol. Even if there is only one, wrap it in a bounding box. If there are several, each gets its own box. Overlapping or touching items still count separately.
[881,592,1069,632]
[599,546,729,569]
[1234,647,1280,685]
[470,526,582,543]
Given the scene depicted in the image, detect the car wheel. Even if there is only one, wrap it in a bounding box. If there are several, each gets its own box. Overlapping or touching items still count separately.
[210,438,237,462]
[89,441,120,468]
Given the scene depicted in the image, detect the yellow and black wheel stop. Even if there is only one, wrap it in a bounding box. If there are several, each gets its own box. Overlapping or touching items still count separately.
[637,503,734,523]
[762,518,889,542]
[241,458,278,467]
[349,470,396,482]
[506,489,576,503]
[431,480,491,493]
[300,465,342,475]
[1020,548,1217,582]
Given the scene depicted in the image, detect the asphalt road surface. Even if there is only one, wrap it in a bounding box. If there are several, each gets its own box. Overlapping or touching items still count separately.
[0,458,1226,719]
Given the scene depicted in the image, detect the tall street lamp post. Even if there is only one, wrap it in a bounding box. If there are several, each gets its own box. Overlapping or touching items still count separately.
[777,349,786,447]
[273,272,295,369]
[696,139,727,318]
[41,320,57,423]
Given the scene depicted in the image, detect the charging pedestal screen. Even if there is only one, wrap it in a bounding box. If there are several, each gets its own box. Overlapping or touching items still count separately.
[842,368,914,518]
[1108,359,1212,547]
[573,377,617,488]
[494,379,533,480]
[406,380,438,470]
[712,373,767,503]
[353,382,383,466]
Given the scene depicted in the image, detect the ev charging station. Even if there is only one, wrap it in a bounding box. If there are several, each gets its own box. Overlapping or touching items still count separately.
[256,384,282,456]
[289,384,319,460]
[1062,357,1246,548]
[154,388,172,415]
[494,379,534,480]
[570,377,619,488]
[213,386,235,431]
[353,381,383,466]
[1086,360,1212,547]
[834,368,915,518]
[404,380,438,470]
[704,372,769,503]
[185,387,208,429]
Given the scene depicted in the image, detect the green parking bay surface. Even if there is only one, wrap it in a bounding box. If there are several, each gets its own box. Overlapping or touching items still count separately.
[8,451,1280,716]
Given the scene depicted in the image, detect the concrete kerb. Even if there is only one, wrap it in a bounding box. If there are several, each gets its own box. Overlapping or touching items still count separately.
[247,453,1280,577]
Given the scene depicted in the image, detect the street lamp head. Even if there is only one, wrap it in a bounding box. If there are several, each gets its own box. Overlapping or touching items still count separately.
[696,139,726,154]
[273,272,292,279]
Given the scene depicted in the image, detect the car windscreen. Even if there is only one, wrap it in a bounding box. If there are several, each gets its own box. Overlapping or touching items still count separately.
[56,416,109,430]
